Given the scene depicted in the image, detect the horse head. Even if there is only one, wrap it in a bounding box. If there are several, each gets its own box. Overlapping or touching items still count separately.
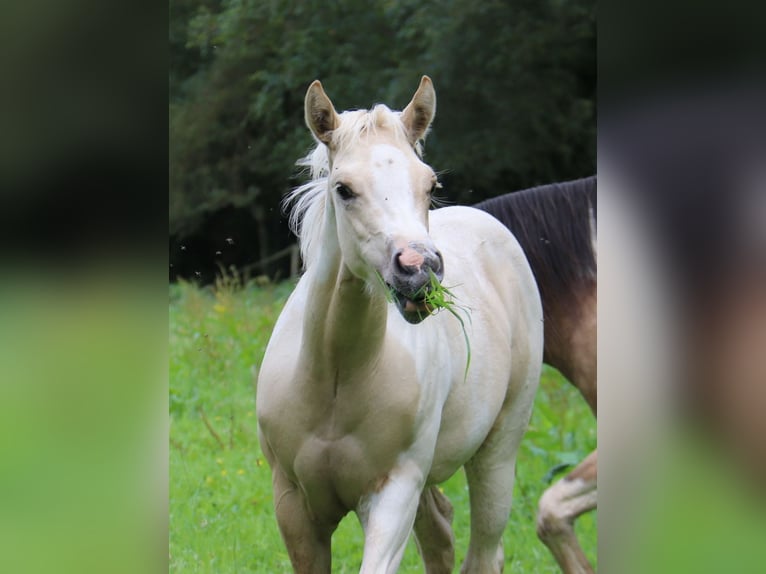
[304,76,443,324]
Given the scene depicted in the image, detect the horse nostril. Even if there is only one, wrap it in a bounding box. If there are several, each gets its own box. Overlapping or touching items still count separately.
[432,251,444,275]
[394,246,443,279]
[394,248,425,275]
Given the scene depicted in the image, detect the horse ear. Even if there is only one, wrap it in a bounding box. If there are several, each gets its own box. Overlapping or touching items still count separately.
[305,80,339,145]
[401,76,436,145]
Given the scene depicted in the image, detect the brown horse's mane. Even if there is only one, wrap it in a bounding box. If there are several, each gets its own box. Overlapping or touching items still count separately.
[473,176,597,314]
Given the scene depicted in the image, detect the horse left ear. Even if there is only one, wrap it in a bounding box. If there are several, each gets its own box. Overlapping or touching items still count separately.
[401,76,436,145]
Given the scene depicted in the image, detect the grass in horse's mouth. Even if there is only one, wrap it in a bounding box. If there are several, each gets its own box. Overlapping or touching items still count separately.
[376,270,472,379]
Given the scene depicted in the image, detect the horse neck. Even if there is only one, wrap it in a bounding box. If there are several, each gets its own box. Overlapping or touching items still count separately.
[300,201,388,378]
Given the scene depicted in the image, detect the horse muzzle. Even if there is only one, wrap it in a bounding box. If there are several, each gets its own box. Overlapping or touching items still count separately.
[387,243,444,324]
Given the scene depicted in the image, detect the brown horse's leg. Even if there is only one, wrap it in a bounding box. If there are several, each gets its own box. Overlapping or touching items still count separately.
[536,450,597,574]
[271,467,333,574]
[413,485,456,574]
[538,287,597,572]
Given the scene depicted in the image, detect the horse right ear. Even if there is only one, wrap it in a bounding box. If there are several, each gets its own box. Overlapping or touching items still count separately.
[305,80,339,145]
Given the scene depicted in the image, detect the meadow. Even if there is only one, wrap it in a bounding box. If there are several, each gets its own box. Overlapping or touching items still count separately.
[170,275,597,573]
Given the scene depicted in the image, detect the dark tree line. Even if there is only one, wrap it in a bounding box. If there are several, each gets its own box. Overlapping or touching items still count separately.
[170,0,596,283]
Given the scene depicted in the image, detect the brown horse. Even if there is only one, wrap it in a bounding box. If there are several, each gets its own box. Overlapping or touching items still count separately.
[475,176,597,573]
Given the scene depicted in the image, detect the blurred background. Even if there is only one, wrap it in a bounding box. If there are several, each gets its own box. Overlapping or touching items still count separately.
[169,0,596,283]
[4,0,765,571]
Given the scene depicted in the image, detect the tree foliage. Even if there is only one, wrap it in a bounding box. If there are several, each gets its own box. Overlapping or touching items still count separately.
[170,0,595,278]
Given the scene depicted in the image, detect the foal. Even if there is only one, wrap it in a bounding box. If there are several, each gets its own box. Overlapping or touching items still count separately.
[257,77,544,573]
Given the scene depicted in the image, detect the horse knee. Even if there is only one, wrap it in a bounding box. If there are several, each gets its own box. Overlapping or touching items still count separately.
[536,482,574,542]
[426,485,454,523]
[536,456,597,544]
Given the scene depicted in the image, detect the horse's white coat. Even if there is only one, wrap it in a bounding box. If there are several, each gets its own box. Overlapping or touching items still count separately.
[257,77,543,573]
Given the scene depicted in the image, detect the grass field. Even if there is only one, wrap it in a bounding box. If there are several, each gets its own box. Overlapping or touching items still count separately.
[170,276,597,573]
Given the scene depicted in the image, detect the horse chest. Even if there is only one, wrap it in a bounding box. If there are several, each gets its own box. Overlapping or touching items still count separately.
[263,368,422,511]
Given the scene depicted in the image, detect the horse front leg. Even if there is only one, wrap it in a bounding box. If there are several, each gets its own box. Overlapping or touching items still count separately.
[270,465,334,574]
[536,449,597,574]
[357,460,426,574]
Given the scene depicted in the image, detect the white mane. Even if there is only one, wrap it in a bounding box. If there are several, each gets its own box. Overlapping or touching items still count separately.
[283,105,425,268]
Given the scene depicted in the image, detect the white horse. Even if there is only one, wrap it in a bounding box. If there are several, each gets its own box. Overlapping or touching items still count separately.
[256,76,543,573]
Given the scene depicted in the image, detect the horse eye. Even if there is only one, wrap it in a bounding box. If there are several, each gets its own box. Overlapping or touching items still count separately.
[336,183,355,201]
